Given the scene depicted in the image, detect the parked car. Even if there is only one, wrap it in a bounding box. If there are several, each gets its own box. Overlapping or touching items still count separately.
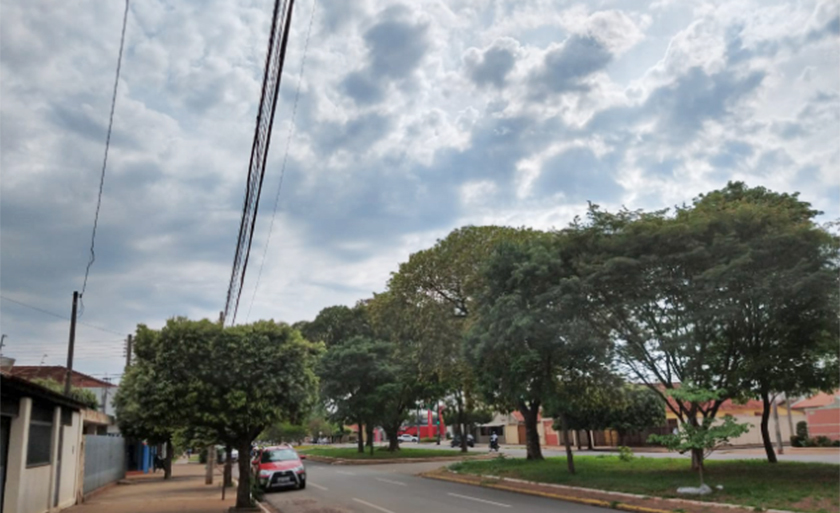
[252,445,307,491]
[450,434,475,448]
[397,434,419,443]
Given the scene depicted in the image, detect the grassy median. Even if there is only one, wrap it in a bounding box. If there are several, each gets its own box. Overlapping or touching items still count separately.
[299,446,466,459]
[450,456,839,513]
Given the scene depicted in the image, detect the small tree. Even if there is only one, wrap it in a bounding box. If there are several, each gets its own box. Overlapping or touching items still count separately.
[32,378,100,410]
[649,387,749,487]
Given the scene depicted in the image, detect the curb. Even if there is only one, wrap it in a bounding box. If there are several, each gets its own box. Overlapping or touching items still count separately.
[232,477,279,513]
[422,471,796,513]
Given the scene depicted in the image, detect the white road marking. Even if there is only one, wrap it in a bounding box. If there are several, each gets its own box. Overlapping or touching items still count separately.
[447,492,512,508]
[337,470,357,476]
[308,482,328,491]
[375,477,406,486]
[353,498,397,513]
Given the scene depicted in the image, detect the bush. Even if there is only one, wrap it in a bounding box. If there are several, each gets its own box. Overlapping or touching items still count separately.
[790,435,804,448]
[832,440,840,447]
[419,437,437,443]
[812,436,833,447]
[796,421,809,440]
[618,446,634,462]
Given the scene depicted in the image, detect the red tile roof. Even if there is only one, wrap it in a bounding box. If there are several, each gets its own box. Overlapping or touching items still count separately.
[792,390,840,410]
[10,366,116,388]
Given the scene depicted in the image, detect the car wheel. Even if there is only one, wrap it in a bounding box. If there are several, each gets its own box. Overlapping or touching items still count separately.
[299,480,306,490]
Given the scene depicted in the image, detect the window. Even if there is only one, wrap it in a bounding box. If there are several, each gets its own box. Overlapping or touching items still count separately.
[27,403,54,466]
[260,449,298,463]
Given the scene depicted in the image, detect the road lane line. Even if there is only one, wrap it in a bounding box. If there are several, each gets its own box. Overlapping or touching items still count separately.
[375,477,406,486]
[308,482,328,491]
[447,492,512,508]
[337,470,357,476]
[352,498,397,513]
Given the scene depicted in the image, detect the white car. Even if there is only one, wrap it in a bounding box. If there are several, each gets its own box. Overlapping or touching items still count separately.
[397,434,418,443]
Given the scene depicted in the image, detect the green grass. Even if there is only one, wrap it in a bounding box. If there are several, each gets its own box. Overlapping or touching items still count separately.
[449,456,840,513]
[299,446,468,459]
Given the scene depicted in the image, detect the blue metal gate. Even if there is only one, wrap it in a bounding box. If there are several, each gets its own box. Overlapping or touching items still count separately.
[83,435,125,495]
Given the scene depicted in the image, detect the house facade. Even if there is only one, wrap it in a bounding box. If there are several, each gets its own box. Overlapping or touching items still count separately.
[792,390,840,441]
[8,367,118,420]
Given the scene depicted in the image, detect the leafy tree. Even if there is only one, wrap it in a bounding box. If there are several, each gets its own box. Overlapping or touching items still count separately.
[567,202,746,469]
[317,336,395,453]
[608,386,666,444]
[301,303,372,347]
[387,226,538,453]
[649,387,750,486]
[262,422,308,444]
[32,378,100,410]
[113,324,182,479]
[686,183,840,463]
[468,235,613,462]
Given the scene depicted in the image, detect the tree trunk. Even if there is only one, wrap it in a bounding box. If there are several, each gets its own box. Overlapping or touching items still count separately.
[163,438,173,480]
[366,424,375,456]
[456,392,468,453]
[690,447,704,472]
[560,414,575,474]
[224,445,233,488]
[520,403,543,461]
[357,422,365,453]
[385,422,400,452]
[761,391,778,463]
[587,430,594,450]
[576,430,582,451]
[236,439,252,509]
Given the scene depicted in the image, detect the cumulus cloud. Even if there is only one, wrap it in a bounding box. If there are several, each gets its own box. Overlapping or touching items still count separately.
[1,0,837,374]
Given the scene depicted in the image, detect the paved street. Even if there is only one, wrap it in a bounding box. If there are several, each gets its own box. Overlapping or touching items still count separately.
[262,460,607,513]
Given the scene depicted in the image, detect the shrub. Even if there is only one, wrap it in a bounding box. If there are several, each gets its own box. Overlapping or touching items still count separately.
[796,421,809,440]
[790,435,803,447]
[420,437,437,443]
[812,436,833,447]
[833,440,840,447]
[617,446,634,462]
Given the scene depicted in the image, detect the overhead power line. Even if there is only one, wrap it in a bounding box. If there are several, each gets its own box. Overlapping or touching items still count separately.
[223,0,298,325]
[246,0,317,323]
[0,295,125,336]
[80,0,130,304]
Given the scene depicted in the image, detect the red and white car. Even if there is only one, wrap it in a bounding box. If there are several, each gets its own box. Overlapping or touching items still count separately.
[252,445,307,491]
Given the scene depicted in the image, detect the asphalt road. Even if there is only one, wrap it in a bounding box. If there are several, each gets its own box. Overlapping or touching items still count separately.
[262,460,605,513]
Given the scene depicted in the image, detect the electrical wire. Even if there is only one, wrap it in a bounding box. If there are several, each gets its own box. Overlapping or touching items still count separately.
[245,0,317,323]
[0,295,125,336]
[80,0,130,304]
[223,0,298,325]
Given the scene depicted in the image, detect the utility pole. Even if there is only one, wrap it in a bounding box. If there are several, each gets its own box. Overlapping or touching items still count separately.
[772,394,784,455]
[124,334,133,370]
[206,311,224,485]
[0,334,7,354]
[64,291,79,395]
[102,376,111,415]
[785,392,795,438]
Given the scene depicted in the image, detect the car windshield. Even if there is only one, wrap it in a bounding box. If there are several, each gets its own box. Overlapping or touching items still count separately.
[260,449,298,463]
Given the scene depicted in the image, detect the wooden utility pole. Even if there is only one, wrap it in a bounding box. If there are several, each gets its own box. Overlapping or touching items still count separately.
[124,334,133,370]
[772,395,784,455]
[64,291,79,395]
[205,444,215,485]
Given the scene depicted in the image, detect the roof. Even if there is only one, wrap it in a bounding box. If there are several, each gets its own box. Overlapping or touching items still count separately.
[792,390,840,410]
[0,373,87,410]
[9,366,116,388]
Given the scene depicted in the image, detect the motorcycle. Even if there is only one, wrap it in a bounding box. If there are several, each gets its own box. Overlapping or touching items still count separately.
[489,438,500,452]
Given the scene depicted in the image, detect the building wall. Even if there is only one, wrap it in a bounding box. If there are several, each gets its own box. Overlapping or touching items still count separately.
[806,407,840,440]
[18,466,50,513]
[57,411,82,508]
[503,424,519,445]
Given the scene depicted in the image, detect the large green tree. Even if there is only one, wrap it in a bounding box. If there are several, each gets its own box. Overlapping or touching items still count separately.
[387,226,537,452]
[300,303,372,347]
[468,235,614,462]
[113,324,183,479]
[317,335,395,454]
[685,183,839,463]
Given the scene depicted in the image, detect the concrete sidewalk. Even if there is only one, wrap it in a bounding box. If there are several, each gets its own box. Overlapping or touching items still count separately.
[65,462,236,513]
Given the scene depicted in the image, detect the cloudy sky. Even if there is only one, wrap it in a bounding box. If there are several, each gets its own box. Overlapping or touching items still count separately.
[1,0,838,377]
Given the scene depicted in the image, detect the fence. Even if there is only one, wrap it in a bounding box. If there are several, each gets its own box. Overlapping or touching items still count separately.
[83,435,125,495]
